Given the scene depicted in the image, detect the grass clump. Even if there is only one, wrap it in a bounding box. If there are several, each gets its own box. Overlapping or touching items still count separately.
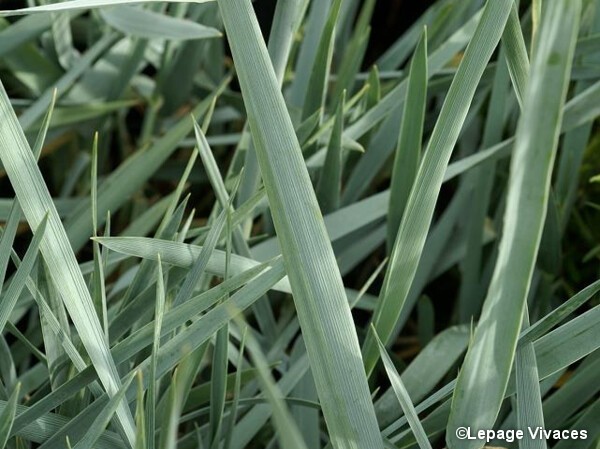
[0,0,599,448]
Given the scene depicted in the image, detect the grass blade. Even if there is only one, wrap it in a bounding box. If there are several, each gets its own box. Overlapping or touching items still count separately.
[95,236,292,293]
[0,384,20,448]
[515,309,546,449]
[362,0,515,376]
[99,6,221,41]
[316,90,345,213]
[446,2,581,447]
[0,215,47,333]
[387,27,427,251]
[217,0,384,446]
[232,319,309,449]
[502,3,530,108]
[302,0,341,120]
[0,0,214,16]
[373,326,433,449]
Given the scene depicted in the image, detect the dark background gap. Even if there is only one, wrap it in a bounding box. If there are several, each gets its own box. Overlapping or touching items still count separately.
[254,0,436,67]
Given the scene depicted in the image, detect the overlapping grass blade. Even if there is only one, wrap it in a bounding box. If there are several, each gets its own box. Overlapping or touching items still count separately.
[267,0,309,84]
[217,0,383,446]
[344,8,482,141]
[519,278,600,344]
[18,33,118,130]
[146,257,165,449]
[0,203,21,296]
[552,398,600,449]
[447,2,581,447]
[0,13,57,57]
[222,328,246,449]
[377,326,469,431]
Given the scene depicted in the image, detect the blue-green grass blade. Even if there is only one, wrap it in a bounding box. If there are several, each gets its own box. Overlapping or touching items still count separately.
[100,6,221,41]
[373,327,433,449]
[0,0,214,16]
[362,0,515,377]
[0,215,47,333]
[0,383,20,448]
[216,0,384,446]
[447,2,581,447]
[387,27,428,251]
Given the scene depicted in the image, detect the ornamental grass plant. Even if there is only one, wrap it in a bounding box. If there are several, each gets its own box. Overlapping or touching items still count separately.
[0,0,599,448]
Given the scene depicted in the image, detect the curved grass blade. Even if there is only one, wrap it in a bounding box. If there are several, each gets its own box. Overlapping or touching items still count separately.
[446,2,581,447]
[217,0,384,446]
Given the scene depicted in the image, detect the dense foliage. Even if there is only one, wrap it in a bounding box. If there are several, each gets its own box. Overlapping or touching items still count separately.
[0,1,599,448]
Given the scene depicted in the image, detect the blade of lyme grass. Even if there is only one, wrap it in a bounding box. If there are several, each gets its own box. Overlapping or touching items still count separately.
[0,0,214,16]
[387,27,427,252]
[373,326,433,449]
[0,383,20,449]
[99,5,221,41]
[362,0,515,376]
[515,308,546,449]
[446,1,581,448]
[230,316,309,449]
[0,83,136,443]
[217,0,384,447]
